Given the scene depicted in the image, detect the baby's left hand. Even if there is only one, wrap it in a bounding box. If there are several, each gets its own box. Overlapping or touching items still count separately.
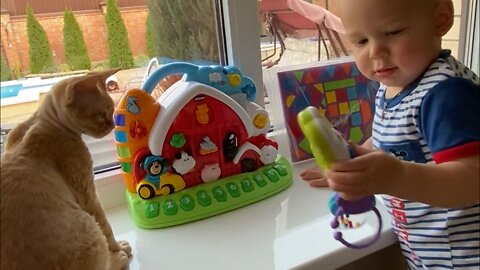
[325,144,404,201]
[300,167,329,187]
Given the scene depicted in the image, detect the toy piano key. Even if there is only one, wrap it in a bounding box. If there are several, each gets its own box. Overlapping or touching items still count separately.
[297,106,382,249]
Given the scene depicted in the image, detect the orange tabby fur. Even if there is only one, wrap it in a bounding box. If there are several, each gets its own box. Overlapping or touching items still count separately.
[1,70,131,270]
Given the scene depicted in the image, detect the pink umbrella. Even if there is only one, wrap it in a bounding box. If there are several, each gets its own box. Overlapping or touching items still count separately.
[259,0,348,67]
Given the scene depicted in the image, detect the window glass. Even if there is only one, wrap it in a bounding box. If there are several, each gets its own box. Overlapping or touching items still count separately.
[0,0,474,170]
[257,0,465,68]
[258,0,349,69]
[443,0,465,58]
[0,0,222,171]
[142,0,222,99]
[258,0,352,132]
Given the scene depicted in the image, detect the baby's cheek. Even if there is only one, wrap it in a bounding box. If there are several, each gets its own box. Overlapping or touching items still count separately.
[353,52,374,80]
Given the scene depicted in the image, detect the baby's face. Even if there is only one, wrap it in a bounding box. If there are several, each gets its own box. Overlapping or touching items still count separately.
[338,0,445,89]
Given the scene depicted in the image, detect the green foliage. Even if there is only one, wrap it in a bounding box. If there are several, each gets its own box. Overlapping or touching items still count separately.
[145,13,157,58]
[1,55,11,81]
[10,65,23,80]
[26,5,55,74]
[105,0,135,69]
[91,60,110,71]
[146,0,219,63]
[134,54,150,67]
[63,9,91,70]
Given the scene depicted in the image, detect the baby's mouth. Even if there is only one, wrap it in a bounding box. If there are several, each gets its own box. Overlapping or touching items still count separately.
[375,67,397,77]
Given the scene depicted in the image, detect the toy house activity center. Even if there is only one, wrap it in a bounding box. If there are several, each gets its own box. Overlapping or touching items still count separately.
[114,62,293,229]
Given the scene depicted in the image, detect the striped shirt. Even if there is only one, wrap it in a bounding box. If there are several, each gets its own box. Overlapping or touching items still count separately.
[372,50,480,269]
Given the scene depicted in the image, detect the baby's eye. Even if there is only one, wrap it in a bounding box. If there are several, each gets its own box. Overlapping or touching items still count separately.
[354,38,368,47]
[386,29,403,36]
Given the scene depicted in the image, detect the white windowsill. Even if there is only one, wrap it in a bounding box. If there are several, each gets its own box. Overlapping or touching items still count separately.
[95,169,128,210]
[97,131,398,270]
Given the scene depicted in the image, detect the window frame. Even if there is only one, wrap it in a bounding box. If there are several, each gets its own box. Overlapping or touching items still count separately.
[221,0,264,106]
[458,0,479,73]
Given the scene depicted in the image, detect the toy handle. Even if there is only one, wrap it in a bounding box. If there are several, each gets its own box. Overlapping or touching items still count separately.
[141,62,257,102]
[330,206,383,249]
[141,62,199,94]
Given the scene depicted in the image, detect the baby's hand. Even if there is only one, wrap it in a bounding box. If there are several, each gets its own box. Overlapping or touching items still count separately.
[300,167,329,187]
[325,144,402,201]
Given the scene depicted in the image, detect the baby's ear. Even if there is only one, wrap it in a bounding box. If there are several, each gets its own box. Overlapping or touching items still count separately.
[434,0,454,37]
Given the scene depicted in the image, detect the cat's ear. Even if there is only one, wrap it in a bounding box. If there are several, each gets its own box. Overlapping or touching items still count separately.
[65,69,120,105]
[87,68,122,92]
[75,68,121,93]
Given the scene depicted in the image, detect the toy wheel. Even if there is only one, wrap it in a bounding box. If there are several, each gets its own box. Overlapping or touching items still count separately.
[160,184,175,195]
[138,184,155,199]
[241,158,257,173]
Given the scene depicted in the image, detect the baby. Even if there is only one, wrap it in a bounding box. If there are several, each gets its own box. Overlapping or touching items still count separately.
[302,0,480,268]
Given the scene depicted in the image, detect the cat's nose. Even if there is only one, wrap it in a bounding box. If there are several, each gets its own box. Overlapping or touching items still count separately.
[107,120,114,130]
[103,119,114,131]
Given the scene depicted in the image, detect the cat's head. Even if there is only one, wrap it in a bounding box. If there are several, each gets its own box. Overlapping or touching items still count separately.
[46,69,120,138]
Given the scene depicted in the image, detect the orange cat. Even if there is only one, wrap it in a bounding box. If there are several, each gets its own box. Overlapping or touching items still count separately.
[1,70,131,270]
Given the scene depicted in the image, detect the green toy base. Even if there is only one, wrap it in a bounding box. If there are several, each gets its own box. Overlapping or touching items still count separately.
[125,155,293,229]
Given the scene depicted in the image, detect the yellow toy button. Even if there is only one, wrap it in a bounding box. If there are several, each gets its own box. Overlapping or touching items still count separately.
[253,113,268,128]
[228,74,241,87]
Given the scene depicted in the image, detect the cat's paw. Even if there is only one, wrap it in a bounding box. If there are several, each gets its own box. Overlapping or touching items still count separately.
[117,240,132,257]
[109,250,129,270]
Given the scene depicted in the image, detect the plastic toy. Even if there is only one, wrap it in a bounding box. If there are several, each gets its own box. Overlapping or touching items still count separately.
[297,106,382,249]
[114,62,292,228]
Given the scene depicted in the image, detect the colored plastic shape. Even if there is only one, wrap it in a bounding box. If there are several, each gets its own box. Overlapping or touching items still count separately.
[253,174,267,187]
[264,169,279,182]
[117,146,131,158]
[114,114,126,126]
[212,186,228,202]
[121,162,132,173]
[226,183,241,198]
[196,190,212,207]
[115,130,128,143]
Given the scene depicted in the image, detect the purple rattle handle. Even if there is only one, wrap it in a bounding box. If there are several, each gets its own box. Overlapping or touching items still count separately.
[337,195,374,214]
[331,207,383,249]
[329,194,382,249]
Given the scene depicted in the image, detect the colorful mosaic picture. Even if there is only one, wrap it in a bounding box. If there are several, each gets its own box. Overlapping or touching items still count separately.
[277,59,379,162]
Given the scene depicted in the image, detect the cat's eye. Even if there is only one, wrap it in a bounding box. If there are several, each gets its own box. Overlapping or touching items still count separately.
[96,112,106,119]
